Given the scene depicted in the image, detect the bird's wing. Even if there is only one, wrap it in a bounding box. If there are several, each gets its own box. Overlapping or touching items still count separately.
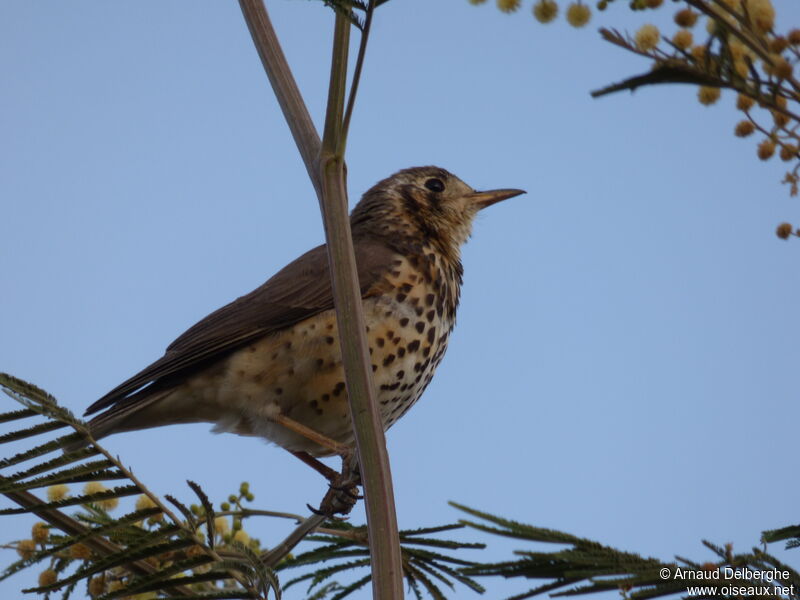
[85,237,397,415]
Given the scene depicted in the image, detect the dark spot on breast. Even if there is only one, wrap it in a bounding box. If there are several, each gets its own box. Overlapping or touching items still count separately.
[310,323,316,330]
[423,346,431,357]
[380,382,401,391]
[383,354,396,366]
[376,337,385,347]
[326,323,334,330]
[427,328,436,343]
[396,370,405,379]
[396,293,407,302]
[391,270,401,278]
[415,321,425,334]
[372,364,378,372]
[310,400,319,408]
[407,340,420,353]
[275,388,283,395]
[413,362,422,373]
[426,310,435,322]
[393,337,401,345]
[415,306,424,316]
[410,296,420,306]
[399,318,409,327]
[400,383,409,391]
[397,347,406,357]
[322,393,330,402]
[333,381,346,396]
[425,294,435,306]
[401,283,413,293]
[325,336,335,345]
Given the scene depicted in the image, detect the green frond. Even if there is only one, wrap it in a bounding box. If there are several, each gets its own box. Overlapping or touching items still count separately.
[231,540,281,599]
[0,432,86,469]
[328,572,371,600]
[0,373,57,407]
[402,524,466,537]
[97,554,214,598]
[0,419,69,444]
[404,562,449,600]
[0,483,140,515]
[28,534,195,594]
[409,554,484,593]
[0,408,37,423]
[188,480,216,546]
[0,461,123,494]
[282,558,370,591]
[1,446,100,482]
[451,502,584,545]
[166,493,199,530]
[763,524,800,547]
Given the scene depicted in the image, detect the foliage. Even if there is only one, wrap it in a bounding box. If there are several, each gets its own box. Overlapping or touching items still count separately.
[453,503,800,600]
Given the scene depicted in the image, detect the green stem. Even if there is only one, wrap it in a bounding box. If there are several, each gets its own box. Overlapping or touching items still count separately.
[319,12,404,600]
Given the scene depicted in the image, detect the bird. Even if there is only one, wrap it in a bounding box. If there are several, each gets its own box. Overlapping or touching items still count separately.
[83,166,524,463]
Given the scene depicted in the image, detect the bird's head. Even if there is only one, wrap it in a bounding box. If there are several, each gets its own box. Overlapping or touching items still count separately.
[351,166,525,259]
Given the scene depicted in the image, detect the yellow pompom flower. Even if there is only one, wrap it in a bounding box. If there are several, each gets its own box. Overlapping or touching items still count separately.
[635,24,660,51]
[47,484,69,502]
[758,139,775,160]
[672,30,693,50]
[233,529,250,545]
[38,568,58,587]
[497,0,521,12]
[690,45,706,62]
[736,94,755,111]
[734,121,755,137]
[70,543,92,560]
[31,522,49,544]
[744,0,775,34]
[88,576,106,597]
[214,516,230,536]
[17,539,36,560]
[776,222,794,239]
[533,0,558,23]
[674,9,698,28]
[566,3,591,27]
[697,86,721,105]
[780,145,798,162]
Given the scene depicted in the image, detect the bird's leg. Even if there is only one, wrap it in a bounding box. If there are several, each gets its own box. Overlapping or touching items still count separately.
[317,451,362,517]
[270,413,350,456]
[289,450,340,482]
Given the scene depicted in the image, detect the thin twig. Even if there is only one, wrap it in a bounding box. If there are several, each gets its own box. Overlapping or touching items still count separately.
[341,0,376,152]
[260,513,327,567]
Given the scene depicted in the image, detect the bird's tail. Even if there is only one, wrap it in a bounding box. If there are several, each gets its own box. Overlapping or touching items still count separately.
[65,388,173,453]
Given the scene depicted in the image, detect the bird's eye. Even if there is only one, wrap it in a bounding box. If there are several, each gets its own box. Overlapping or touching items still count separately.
[424,178,445,193]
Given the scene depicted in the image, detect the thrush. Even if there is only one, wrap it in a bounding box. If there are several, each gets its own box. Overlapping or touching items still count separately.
[84,166,524,460]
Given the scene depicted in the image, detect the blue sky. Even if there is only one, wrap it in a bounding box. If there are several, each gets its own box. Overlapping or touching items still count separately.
[2,1,800,598]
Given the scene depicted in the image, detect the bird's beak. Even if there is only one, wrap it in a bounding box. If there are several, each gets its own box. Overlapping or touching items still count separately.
[469,188,526,210]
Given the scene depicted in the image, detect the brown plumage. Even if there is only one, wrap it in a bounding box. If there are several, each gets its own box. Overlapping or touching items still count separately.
[85,166,524,455]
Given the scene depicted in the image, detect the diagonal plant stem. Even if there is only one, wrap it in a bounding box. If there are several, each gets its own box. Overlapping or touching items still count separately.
[2,487,195,597]
[238,0,322,197]
[238,1,403,597]
[340,0,375,153]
